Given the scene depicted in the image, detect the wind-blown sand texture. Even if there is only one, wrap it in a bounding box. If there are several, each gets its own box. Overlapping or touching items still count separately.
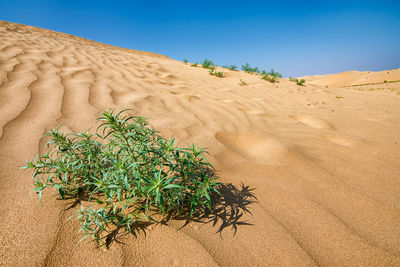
[0,20,400,266]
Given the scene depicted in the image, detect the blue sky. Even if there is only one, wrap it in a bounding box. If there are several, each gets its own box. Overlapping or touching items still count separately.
[1,0,399,77]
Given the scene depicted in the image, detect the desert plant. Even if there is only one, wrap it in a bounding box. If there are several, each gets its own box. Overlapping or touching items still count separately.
[222,64,229,69]
[267,69,282,78]
[23,110,221,245]
[297,79,305,86]
[241,63,251,72]
[214,71,224,77]
[201,59,215,69]
[183,58,188,64]
[239,79,247,86]
[228,65,237,71]
[241,63,260,74]
[289,77,305,86]
[261,74,276,83]
[209,68,224,77]
[191,62,198,67]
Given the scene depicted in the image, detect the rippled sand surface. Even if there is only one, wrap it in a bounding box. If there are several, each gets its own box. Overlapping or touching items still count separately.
[1,20,400,266]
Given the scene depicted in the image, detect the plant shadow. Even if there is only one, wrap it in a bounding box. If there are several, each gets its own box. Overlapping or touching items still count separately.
[164,182,257,235]
[63,181,257,248]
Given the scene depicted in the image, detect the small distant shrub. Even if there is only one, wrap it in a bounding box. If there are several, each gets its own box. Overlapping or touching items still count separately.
[202,59,215,69]
[222,64,229,69]
[239,79,247,86]
[336,95,343,99]
[228,65,237,71]
[267,69,282,78]
[261,74,276,83]
[191,63,198,67]
[289,77,305,86]
[183,58,188,64]
[214,71,224,77]
[297,79,305,86]
[23,110,221,245]
[209,68,224,78]
[241,63,262,74]
[241,63,251,72]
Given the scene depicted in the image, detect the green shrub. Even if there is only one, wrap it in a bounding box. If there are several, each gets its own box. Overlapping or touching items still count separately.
[297,79,305,86]
[191,62,198,67]
[289,77,305,86]
[228,65,237,71]
[241,63,260,74]
[214,71,224,77]
[241,63,252,73]
[261,74,276,83]
[201,59,215,69]
[222,65,238,71]
[209,68,224,78]
[183,58,188,64]
[267,69,282,78]
[23,110,221,245]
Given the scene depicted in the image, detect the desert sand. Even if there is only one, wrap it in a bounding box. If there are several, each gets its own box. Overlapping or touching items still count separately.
[0,20,399,266]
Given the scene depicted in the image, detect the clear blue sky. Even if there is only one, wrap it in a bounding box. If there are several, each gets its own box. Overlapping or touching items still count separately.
[1,0,399,77]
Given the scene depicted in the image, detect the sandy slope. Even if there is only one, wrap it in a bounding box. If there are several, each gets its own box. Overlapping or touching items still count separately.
[0,20,399,266]
[301,69,400,88]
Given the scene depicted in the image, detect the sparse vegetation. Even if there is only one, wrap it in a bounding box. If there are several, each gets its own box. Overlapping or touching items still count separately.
[241,64,282,83]
[228,65,237,71]
[209,68,224,77]
[336,95,343,99]
[222,64,238,71]
[23,110,221,245]
[267,69,282,78]
[289,77,305,86]
[297,79,305,86]
[214,71,224,77]
[239,79,247,86]
[241,63,260,74]
[191,62,198,67]
[183,58,188,64]
[201,59,215,69]
[261,74,277,83]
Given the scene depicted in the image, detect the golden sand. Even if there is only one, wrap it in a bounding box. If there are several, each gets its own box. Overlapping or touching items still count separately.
[0,20,399,266]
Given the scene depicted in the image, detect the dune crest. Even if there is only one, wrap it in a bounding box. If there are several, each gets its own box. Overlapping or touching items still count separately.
[1,20,400,266]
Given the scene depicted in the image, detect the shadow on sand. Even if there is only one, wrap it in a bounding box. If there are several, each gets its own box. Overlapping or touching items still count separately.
[63,182,257,248]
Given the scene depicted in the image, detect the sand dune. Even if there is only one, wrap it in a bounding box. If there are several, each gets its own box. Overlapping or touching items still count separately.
[0,20,400,266]
[301,69,400,88]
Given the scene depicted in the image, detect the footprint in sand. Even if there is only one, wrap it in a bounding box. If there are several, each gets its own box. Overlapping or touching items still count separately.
[291,114,333,129]
[215,132,290,165]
